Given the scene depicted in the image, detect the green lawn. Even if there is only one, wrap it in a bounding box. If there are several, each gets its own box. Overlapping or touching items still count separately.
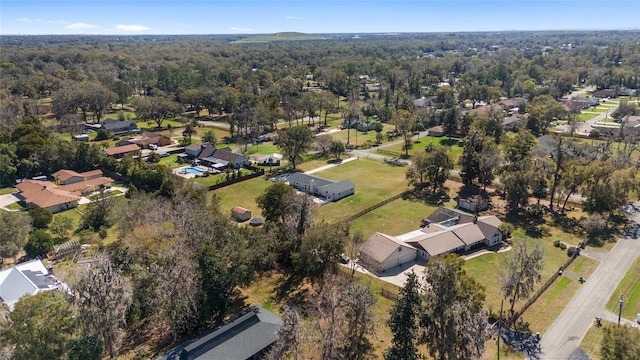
[312,159,411,223]
[382,136,464,163]
[244,143,280,156]
[464,225,586,319]
[7,202,25,210]
[156,154,183,169]
[347,197,439,239]
[0,187,17,195]
[606,256,640,320]
[210,176,273,217]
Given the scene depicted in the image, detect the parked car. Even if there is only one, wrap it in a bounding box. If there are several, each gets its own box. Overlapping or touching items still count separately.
[338,253,349,264]
[158,152,169,158]
[149,144,158,150]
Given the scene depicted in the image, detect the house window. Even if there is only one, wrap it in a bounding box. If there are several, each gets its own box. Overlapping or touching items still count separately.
[398,247,402,252]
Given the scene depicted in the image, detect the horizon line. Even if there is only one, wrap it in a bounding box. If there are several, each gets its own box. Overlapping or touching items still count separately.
[2,28,640,36]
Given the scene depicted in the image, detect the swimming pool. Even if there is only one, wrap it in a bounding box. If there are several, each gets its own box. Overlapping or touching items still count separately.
[182,167,205,175]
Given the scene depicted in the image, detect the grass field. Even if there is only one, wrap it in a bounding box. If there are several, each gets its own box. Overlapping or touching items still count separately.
[6,202,24,210]
[312,159,411,223]
[464,224,588,321]
[605,256,640,320]
[347,197,439,239]
[210,176,273,218]
[382,136,464,163]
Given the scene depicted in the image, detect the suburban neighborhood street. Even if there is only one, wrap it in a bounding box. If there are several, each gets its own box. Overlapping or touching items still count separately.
[536,206,640,360]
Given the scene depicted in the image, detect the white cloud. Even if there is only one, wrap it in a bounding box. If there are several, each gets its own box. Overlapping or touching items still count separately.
[230,27,253,32]
[66,22,98,29]
[115,24,150,31]
[17,18,39,23]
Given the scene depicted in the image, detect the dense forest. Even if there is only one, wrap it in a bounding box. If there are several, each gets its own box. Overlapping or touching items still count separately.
[1,31,640,359]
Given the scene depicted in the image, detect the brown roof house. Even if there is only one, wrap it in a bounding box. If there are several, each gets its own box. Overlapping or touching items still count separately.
[118,132,173,149]
[52,169,104,185]
[16,180,80,213]
[231,206,252,222]
[103,144,141,159]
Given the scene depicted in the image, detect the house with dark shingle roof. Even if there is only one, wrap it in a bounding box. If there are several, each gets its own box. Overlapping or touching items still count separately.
[202,147,248,169]
[287,173,355,202]
[167,306,282,360]
[100,119,140,135]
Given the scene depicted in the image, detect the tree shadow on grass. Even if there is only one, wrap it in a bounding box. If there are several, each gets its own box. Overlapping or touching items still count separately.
[272,274,308,311]
[403,187,450,206]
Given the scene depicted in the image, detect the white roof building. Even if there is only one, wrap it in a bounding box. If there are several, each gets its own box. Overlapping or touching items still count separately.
[0,260,66,310]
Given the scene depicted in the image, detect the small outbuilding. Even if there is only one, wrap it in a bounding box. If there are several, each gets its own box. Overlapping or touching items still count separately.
[231,206,252,222]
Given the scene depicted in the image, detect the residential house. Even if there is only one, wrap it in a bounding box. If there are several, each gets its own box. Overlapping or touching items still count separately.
[358,233,418,272]
[184,142,217,159]
[358,207,502,271]
[53,169,103,185]
[171,306,282,360]
[202,147,248,169]
[118,132,173,149]
[100,119,140,135]
[426,125,446,137]
[617,87,636,96]
[592,89,616,98]
[231,206,252,222]
[15,180,80,213]
[0,260,66,310]
[497,97,526,112]
[103,144,141,159]
[286,173,355,202]
[502,115,526,131]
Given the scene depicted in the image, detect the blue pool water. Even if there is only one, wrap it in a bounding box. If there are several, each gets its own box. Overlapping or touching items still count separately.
[183,167,205,175]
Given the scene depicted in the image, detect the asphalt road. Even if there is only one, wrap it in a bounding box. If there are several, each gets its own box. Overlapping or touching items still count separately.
[536,206,640,360]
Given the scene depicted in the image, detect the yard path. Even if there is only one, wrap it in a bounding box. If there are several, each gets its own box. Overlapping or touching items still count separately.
[535,205,640,360]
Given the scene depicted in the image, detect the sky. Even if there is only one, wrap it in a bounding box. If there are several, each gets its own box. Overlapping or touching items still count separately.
[1,0,639,35]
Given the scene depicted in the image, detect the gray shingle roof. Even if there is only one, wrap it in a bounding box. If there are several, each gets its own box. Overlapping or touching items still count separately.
[179,306,282,360]
[317,179,355,194]
[287,173,333,188]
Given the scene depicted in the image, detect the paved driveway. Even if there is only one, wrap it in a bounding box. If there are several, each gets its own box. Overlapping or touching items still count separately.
[0,194,20,211]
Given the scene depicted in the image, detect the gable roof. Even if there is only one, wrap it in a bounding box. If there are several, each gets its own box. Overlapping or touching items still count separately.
[52,169,103,182]
[101,119,138,132]
[179,306,282,360]
[359,233,415,264]
[231,206,251,215]
[197,143,217,159]
[287,173,334,188]
[16,180,79,209]
[407,230,466,256]
[0,260,58,309]
[103,144,141,156]
[56,177,113,194]
[317,179,355,194]
[425,206,476,225]
[211,147,245,163]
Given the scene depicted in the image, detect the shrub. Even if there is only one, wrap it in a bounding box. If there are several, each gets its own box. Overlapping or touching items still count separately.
[567,246,579,257]
[554,240,567,250]
[526,204,544,218]
[95,129,112,141]
[499,223,514,239]
[24,229,55,258]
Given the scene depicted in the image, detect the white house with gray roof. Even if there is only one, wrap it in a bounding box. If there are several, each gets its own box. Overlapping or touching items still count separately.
[0,260,67,310]
[287,173,355,202]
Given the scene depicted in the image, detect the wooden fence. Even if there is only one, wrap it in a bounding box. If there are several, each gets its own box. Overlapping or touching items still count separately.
[381,289,400,301]
[510,241,585,323]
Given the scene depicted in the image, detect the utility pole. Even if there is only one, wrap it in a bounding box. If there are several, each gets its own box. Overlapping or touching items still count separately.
[618,294,624,325]
[497,299,503,360]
